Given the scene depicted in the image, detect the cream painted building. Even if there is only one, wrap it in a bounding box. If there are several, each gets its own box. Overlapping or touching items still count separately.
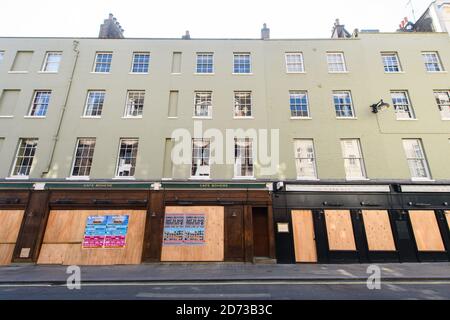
[0,19,450,184]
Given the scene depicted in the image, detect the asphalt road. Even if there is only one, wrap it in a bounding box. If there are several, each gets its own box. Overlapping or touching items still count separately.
[0,280,449,300]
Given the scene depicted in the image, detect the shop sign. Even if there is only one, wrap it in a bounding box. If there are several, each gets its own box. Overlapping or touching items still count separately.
[161,182,267,190]
[83,215,129,248]
[163,213,206,245]
[285,185,390,193]
[400,185,450,193]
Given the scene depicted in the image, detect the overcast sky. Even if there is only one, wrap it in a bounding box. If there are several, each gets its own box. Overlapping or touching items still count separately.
[0,0,436,38]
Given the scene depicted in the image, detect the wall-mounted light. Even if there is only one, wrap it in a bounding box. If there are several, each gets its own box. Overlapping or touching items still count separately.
[370,99,390,113]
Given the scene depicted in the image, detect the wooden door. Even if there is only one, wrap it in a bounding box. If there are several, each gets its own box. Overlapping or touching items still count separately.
[292,210,317,263]
[224,206,244,261]
[252,207,270,257]
[409,211,445,252]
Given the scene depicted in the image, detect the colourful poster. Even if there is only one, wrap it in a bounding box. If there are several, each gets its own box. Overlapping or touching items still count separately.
[104,215,129,248]
[82,216,108,248]
[163,213,206,246]
[83,215,129,249]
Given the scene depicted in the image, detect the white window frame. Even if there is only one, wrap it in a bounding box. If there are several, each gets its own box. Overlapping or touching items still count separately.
[196,53,214,74]
[333,91,355,118]
[381,52,402,73]
[190,138,211,179]
[234,91,252,118]
[41,51,62,72]
[130,52,150,74]
[391,91,415,120]
[124,90,145,118]
[10,138,38,179]
[83,91,105,117]
[69,138,96,179]
[115,138,139,178]
[233,53,251,74]
[92,52,112,73]
[193,91,213,118]
[327,52,347,73]
[285,52,305,73]
[340,139,367,180]
[434,90,450,120]
[422,52,444,72]
[402,139,432,181]
[294,139,318,180]
[289,91,310,118]
[234,138,254,179]
[28,90,51,117]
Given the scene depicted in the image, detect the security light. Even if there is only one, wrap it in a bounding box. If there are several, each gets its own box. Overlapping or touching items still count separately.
[370,100,390,113]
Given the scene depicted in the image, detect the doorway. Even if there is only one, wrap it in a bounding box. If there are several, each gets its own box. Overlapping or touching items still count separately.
[291,210,318,263]
[252,207,270,258]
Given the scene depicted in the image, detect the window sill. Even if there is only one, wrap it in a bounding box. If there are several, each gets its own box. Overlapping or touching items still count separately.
[129,72,149,75]
[161,178,173,181]
[426,71,447,74]
[336,117,357,120]
[411,178,434,182]
[189,177,211,180]
[24,116,46,119]
[168,116,178,119]
[122,116,143,119]
[396,118,417,121]
[286,72,306,74]
[171,73,182,75]
[66,176,90,181]
[0,115,14,119]
[297,177,320,181]
[5,176,29,180]
[81,116,102,119]
[194,73,215,75]
[90,72,111,74]
[193,116,213,120]
[346,178,370,181]
[232,73,253,75]
[384,71,405,74]
[38,71,58,74]
[291,117,312,120]
[328,71,349,74]
[441,118,450,121]
[8,71,28,74]
[113,176,136,180]
[234,116,254,120]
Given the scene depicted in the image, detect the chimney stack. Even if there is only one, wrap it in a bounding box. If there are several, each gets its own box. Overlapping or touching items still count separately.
[182,30,191,39]
[331,18,351,38]
[261,23,270,40]
[99,13,125,39]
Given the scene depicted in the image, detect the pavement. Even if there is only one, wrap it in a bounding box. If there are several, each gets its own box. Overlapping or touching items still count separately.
[0,262,449,284]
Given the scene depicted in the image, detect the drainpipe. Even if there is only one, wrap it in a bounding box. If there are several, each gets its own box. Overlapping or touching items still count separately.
[41,40,80,177]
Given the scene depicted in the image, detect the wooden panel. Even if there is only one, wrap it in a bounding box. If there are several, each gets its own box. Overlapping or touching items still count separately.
[409,211,445,252]
[0,210,24,243]
[38,210,146,265]
[362,210,396,251]
[0,244,15,265]
[224,206,244,261]
[325,210,356,251]
[292,210,317,263]
[161,206,224,262]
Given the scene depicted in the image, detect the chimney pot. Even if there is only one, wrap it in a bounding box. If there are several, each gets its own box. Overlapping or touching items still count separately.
[261,23,270,40]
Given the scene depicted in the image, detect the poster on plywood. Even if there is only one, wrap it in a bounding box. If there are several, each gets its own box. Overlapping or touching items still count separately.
[163,213,206,246]
[83,215,129,249]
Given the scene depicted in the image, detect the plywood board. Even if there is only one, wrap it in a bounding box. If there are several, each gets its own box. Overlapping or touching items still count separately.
[325,210,356,251]
[291,210,317,263]
[362,210,396,251]
[445,211,450,229]
[0,210,24,243]
[0,244,15,265]
[38,210,146,265]
[161,206,224,262]
[409,211,445,252]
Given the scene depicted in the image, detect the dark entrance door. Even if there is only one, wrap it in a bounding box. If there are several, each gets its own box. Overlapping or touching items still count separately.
[391,211,418,262]
[252,207,270,257]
